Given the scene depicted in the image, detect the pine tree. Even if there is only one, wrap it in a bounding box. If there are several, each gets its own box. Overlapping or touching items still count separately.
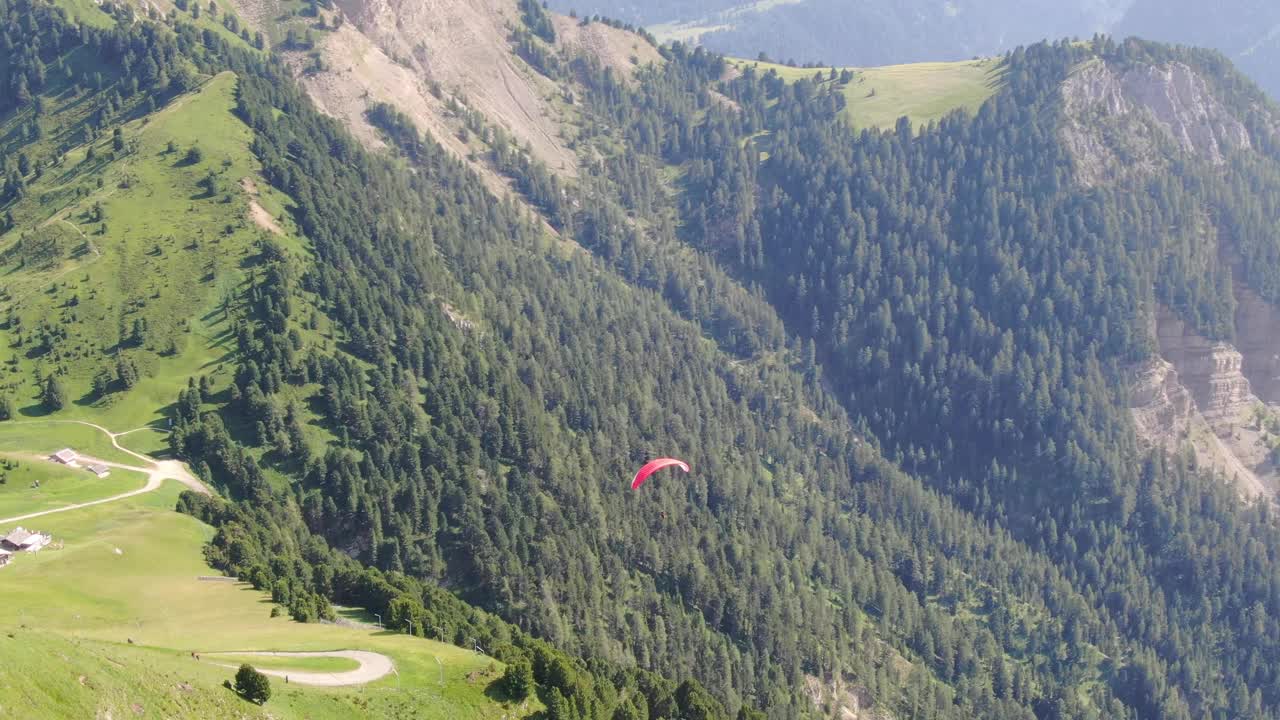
[92,369,113,397]
[42,376,66,411]
[500,657,534,700]
[116,358,138,389]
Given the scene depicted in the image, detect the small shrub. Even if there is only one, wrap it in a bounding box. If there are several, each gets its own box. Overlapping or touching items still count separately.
[234,664,271,704]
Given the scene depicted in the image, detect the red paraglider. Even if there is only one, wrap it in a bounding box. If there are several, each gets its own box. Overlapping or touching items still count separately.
[631,458,690,490]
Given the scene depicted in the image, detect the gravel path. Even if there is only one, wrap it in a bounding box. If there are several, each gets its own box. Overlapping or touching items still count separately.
[0,420,210,525]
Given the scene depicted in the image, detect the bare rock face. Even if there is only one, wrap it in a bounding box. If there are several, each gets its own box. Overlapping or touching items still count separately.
[1120,62,1252,161]
[330,0,579,174]
[1129,358,1194,444]
[1132,306,1278,497]
[1127,356,1270,498]
[1234,282,1280,404]
[1060,59,1252,185]
[1156,307,1255,429]
[551,14,664,83]
[803,674,882,720]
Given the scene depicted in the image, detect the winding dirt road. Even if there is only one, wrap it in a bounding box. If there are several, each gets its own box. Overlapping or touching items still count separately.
[1,422,396,689]
[204,650,396,687]
[0,420,209,525]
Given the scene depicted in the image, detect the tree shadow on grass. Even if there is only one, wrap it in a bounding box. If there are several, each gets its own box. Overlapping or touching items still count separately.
[72,389,107,409]
[17,402,53,418]
[483,678,517,705]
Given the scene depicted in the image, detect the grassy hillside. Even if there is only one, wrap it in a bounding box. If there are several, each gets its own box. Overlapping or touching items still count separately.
[0,68,297,433]
[0,456,145,519]
[732,56,1005,130]
[0,421,138,464]
[0,11,529,718]
[0,481,529,720]
[0,49,339,464]
[17,2,1280,718]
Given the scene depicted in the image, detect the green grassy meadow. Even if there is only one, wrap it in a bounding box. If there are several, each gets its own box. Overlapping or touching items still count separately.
[732,56,1005,131]
[0,421,138,465]
[0,456,146,519]
[0,482,533,719]
[0,60,339,463]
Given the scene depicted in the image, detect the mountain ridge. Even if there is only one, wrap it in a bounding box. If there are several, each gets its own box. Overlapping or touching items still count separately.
[548,0,1280,99]
[6,1,1280,718]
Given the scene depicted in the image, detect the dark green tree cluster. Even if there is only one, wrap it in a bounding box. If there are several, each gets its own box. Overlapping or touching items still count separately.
[14,2,1280,718]
[519,0,556,43]
[623,36,1280,719]
[180,489,738,720]
[164,30,1094,719]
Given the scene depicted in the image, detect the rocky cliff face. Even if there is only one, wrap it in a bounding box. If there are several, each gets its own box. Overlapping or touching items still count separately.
[327,0,580,173]
[227,0,663,241]
[1121,62,1252,161]
[1155,307,1255,428]
[1073,57,1280,497]
[1234,282,1280,404]
[1129,357,1195,444]
[804,673,883,720]
[1127,355,1269,496]
[230,0,661,189]
[1130,306,1278,497]
[1060,59,1252,186]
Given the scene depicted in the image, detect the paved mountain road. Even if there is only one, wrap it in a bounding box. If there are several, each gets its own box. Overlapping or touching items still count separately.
[204,650,396,687]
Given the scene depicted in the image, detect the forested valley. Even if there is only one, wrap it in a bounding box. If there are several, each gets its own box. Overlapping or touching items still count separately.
[6,0,1280,718]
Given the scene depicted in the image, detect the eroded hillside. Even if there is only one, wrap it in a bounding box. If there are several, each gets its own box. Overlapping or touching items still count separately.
[12,2,1280,716]
[1057,52,1280,498]
[228,0,661,194]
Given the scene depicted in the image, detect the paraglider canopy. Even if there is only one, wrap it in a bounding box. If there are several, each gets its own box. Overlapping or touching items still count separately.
[632,458,689,490]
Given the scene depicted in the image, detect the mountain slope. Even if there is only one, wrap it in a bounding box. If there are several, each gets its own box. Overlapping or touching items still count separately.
[0,5,732,719]
[9,1,1280,719]
[217,14,1280,718]
[549,0,1126,65]
[1117,0,1280,99]
[0,480,518,720]
[549,0,1280,101]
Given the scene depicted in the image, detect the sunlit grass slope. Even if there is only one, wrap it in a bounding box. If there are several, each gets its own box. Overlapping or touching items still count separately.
[732,56,1005,130]
[0,482,533,719]
[0,70,296,432]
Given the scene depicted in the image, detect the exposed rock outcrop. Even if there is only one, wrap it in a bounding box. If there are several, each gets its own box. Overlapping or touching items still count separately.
[1129,307,1278,497]
[227,0,666,239]
[1155,307,1255,429]
[804,674,884,720]
[1121,62,1252,161]
[326,0,579,173]
[1234,282,1280,404]
[551,14,663,83]
[1060,59,1252,185]
[1128,355,1272,498]
[1129,358,1194,444]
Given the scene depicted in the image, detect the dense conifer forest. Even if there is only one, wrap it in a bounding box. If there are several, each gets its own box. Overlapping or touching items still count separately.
[7,0,1280,718]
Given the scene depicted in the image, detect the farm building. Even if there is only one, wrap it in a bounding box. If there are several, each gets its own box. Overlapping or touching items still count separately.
[51,448,78,466]
[85,463,110,478]
[1,527,50,553]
